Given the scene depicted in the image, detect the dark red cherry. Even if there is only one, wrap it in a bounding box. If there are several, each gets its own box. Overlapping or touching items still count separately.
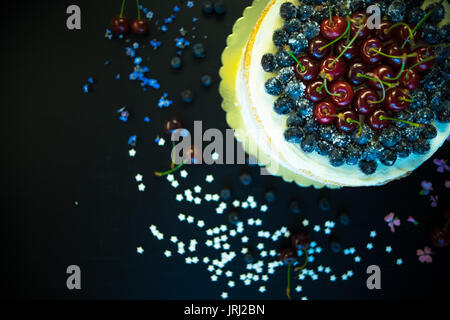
[164,118,182,134]
[111,16,131,34]
[354,88,379,115]
[291,232,311,250]
[384,43,407,69]
[367,65,395,90]
[320,16,347,40]
[350,12,370,40]
[399,69,420,90]
[330,81,354,107]
[294,56,319,82]
[320,56,346,82]
[375,20,393,41]
[280,248,298,265]
[314,101,336,124]
[336,110,358,132]
[384,87,411,112]
[429,227,450,248]
[360,38,383,64]
[409,47,435,72]
[335,40,359,61]
[308,37,331,60]
[131,19,149,35]
[367,109,390,130]
[306,80,327,102]
[395,23,419,46]
[347,62,367,86]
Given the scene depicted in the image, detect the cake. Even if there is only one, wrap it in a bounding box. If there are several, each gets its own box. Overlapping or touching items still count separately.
[221,0,450,187]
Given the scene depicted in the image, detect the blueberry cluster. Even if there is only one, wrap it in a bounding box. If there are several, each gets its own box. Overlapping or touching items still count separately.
[260,1,449,176]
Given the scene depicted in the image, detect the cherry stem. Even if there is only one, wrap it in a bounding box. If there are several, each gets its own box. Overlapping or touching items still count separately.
[286,262,292,300]
[294,248,309,272]
[364,73,386,104]
[357,73,393,89]
[136,0,141,20]
[287,51,305,72]
[444,218,450,232]
[369,48,416,59]
[321,77,341,97]
[402,7,435,48]
[329,6,333,25]
[399,97,413,103]
[346,118,362,136]
[409,55,437,70]
[120,0,126,18]
[385,56,407,81]
[379,116,423,127]
[330,25,364,67]
[319,18,351,51]
[154,160,186,177]
[387,22,415,47]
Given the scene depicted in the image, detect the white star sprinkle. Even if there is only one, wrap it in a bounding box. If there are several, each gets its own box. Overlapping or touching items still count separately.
[136,247,144,254]
[138,183,146,191]
[135,174,143,182]
[128,149,136,157]
[205,175,214,183]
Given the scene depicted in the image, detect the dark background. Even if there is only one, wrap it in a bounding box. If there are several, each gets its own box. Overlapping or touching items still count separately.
[1,0,449,300]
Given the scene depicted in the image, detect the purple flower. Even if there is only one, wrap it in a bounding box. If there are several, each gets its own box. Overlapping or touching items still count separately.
[433,159,450,173]
[429,195,438,208]
[420,180,433,195]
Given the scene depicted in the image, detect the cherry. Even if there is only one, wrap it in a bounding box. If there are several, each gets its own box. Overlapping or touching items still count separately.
[367,65,395,90]
[307,37,331,60]
[291,232,311,250]
[306,80,327,102]
[367,109,390,130]
[330,81,354,107]
[399,69,420,90]
[335,110,358,132]
[347,62,367,86]
[375,20,393,41]
[360,38,383,64]
[384,87,411,112]
[132,19,149,35]
[111,16,131,34]
[164,118,182,134]
[409,47,435,72]
[350,12,370,40]
[294,56,319,82]
[320,16,347,40]
[354,88,379,115]
[335,40,359,61]
[395,23,419,46]
[429,226,450,248]
[384,43,407,69]
[314,101,336,124]
[320,56,346,82]
[280,247,298,265]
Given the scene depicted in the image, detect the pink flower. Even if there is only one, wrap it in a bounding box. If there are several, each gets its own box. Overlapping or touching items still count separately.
[417,247,433,263]
[433,159,450,173]
[384,213,400,232]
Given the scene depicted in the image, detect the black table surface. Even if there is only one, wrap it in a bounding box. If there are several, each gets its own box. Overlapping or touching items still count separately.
[1,0,449,300]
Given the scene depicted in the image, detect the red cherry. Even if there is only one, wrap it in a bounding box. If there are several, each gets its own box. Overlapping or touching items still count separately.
[335,40,359,61]
[350,12,370,40]
[164,118,182,134]
[336,110,358,132]
[384,87,411,112]
[291,232,311,250]
[367,109,390,130]
[354,88,379,115]
[131,19,149,35]
[306,80,327,102]
[320,16,347,40]
[330,81,354,107]
[320,56,346,81]
[367,65,395,90]
[308,37,331,60]
[280,247,298,265]
[347,62,367,86]
[429,227,450,248]
[294,56,319,82]
[111,16,131,34]
[409,47,435,72]
[399,69,420,90]
[360,38,383,64]
[395,23,419,45]
[314,101,337,124]
[384,43,407,69]
[375,20,393,41]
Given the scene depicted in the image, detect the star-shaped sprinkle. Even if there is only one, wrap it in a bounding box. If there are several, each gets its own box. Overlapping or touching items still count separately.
[164,250,172,258]
[330,275,336,282]
[194,185,202,193]
[136,247,144,254]
[366,243,374,250]
[260,204,268,212]
[302,219,309,227]
[385,246,392,253]
[220,292,228,299]
[166,174,174,182]
[138,183,146,191]
[396,258,403,265]
[197,220,205,228]
[178,213,185,221]
[170,236,178,243]
[171,180,179,188]
[180,170,188,178]
[128,149,136,157]
[205,175,214,183]
[354,256,361,263]
[176,194,183,202]
[295,285,303,292]
[135,174,143,182]
[258,286,266,293]
[227,281,235,288]
[313,225,321,232]
[186,216,194,224]
[370,230,377,238]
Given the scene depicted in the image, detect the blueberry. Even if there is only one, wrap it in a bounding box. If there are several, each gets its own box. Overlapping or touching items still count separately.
[425,2,445,24]
[181,89,194,103]
[274,94,295,115]
[359,160,377,175]
[240,172,252,186]
[331,132,351,148]
[192,43,206,58]
[289,199,302,214]
[265,77,283,96]
[220,187,231,200]
[202,1,214,14]
[316,140,333,156]
[352,124,373,145]
[318,197,331,211]
[351,0,367,12]
[313,6,328,21]
[303,116,320,132]
[406,7,425,25]
[339,212,351,225]
[280,2,298,20]
[386,0,406,23]
[415,108,435,125]
[276,67,295,85]
[201,74,212,87]
[363,140,384,161]
[261,53,277,72]
[371,1,388,17]
[410,90,428,110]
[286,112,305,127]
[170,56,182,69]
[430,91,445,112]
[287,32,308,55]
[296,98,314,118]
[395,140,412,158]
[284,126,305,144]
[228,211,240,224]
[319,125,337,141]
[272,29,289,47]
[285,80,305,99]
[297,5,314,21]
[329,148,345,167]
[421,124,437,140]
[265,189,276,202]
[379,127,401,148]
[437,106,450,123]
[301,20,320,39]
[403,126,421,142]
[213,0,226,15]
[441,24,450,42]
[380,149,397,166]
[330,240,342,253]
[275,49,294,68]
[301,133,318,153]
[421,68,447,95]
[346,144,363,165]
[421,24,441,44]
[412,139,431,155]
[284,18,301,34]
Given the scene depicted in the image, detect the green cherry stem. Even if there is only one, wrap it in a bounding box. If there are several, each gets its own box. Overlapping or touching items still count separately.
[329,6,333,25]
[385,56,407,81]
[319,18,351,51]
[321,77,341,97]
[402,7,435,48]
[357,73,393,89]
[136,0,141,20]
[330,25,364,66]
[379,116,423,127]
[120,0,126,18]
[387,22,415,45]
[444,218,449,232]
[370,48,416,59]
[408,55,437,70]
[347,118,363,136]
[154,160,186,177]
[287,51,305,72]
[399,97,413,103]
[361,73,386,104]
[294,247,309,272]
